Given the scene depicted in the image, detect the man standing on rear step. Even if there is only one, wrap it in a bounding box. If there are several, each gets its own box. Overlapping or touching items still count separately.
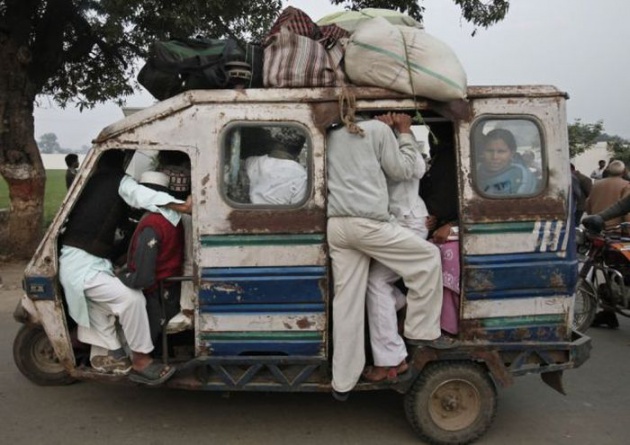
[326,113,456,401]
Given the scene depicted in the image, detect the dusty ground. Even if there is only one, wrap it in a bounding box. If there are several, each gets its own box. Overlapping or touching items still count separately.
[0,260,27,312]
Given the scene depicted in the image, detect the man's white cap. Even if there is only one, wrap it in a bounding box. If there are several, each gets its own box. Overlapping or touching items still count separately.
[139,171,170,189]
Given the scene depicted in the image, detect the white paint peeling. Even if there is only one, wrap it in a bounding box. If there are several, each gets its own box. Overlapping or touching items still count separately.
[199,313,325,332]
[200,244,324,267]
[462,296,571,319]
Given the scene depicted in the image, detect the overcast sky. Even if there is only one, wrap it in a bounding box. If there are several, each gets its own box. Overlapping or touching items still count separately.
[34,0,630,150]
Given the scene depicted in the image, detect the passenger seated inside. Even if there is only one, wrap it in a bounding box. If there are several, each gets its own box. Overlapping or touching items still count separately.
[245,127,307,205]
[116,171,185,344]
[421,122,460,335]
[155,151,195,334]
[476,128,537,196]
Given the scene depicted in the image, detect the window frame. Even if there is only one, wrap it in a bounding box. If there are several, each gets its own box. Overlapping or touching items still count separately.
[471,115,547,199]
[218,121,313,209]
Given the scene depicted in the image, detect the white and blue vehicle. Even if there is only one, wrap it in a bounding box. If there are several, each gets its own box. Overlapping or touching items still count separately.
[14,85,590,445]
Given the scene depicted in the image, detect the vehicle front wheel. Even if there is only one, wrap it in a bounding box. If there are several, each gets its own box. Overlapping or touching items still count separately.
[572,278,597,333]
[404,361,497,445]
[13,325,76,386]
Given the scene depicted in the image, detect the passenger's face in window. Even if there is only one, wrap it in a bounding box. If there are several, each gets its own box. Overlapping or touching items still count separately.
[482,138,513,172]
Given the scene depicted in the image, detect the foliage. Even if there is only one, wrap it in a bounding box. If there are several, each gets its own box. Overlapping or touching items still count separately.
[0,0,512,256]
[331,0,509,33]
[37,133,61,154]
[568,119,604,158]
[1,1,284,111]
[1,0,513,113]
[606,136,630,166]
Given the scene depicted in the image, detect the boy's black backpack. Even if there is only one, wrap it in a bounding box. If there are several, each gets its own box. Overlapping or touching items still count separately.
[138,37,263,100]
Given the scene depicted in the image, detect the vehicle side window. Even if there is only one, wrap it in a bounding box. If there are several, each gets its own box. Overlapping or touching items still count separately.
[221,124,310,206]
[472,118,544,198]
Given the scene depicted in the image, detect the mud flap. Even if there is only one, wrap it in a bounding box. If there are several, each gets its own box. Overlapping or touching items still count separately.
[541,370,565,395]
[13,301,28,323]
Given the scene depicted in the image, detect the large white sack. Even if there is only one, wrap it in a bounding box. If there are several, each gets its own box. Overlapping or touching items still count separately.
[317,8,423,32]
[344,17,467,101]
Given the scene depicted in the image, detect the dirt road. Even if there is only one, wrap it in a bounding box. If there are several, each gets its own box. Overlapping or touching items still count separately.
[2,260,630,445]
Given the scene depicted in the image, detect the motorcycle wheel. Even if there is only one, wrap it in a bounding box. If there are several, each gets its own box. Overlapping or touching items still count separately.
[572,278,597,333]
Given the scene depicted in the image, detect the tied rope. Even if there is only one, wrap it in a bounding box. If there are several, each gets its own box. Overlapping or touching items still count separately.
[339,84,364,136]
[398,28,438,146]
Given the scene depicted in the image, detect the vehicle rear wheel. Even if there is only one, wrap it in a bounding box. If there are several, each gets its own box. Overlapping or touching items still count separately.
[572,278,597,333]
[404,361,497,445]
[13,325,76,386]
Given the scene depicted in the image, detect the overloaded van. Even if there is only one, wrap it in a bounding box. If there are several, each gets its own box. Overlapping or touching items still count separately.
[14,85,591,445]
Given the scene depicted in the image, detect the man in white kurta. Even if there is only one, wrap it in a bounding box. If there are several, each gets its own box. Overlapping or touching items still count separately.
[60,168,189,382]
[245,126,307,205]
[365,113,432,380]
[327,115,444,396]
[245,154,307,204]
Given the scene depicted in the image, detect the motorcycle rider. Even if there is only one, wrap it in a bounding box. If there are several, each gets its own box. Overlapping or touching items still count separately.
[582,195,630,329]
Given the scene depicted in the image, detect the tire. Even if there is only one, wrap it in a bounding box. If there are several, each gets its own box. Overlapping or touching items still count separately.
[13,325,76,386]
[572,278,597,333]
[404,361,497,445]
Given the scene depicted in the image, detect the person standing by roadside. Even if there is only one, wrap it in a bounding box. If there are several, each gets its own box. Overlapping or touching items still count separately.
[585,160,630,229]
[64,153,79,189]
[590,159,607,180]
[571,163,592,225]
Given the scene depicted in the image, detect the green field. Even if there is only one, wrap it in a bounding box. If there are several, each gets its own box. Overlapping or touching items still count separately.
[0,170,67,227]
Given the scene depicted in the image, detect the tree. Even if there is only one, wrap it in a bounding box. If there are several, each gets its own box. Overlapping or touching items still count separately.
[606,136,630,166]
[37,133,61,154]
[331,0,510,33]
[568,119,604,158]
[0,0,510,258]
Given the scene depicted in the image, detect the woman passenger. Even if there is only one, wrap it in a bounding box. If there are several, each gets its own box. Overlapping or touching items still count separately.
[477,129,537,196]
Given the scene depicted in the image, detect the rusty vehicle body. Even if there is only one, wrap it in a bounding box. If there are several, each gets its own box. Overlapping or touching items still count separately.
[14,85,590,445]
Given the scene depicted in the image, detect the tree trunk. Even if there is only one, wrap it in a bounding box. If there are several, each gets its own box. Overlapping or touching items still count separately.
[0,39,45,259]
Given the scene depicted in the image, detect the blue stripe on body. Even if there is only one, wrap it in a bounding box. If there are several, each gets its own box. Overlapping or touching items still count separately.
[199,303,325,313]
[199,341,324,357]
[469,325,566,343]
[463,252,578,300]
[200,266,327,305]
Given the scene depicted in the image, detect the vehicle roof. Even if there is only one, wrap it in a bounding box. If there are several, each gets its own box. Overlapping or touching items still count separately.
[95,85,567,145]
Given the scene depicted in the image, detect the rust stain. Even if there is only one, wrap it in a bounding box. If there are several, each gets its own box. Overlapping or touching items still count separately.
[296,317,314,329]
[227,209,325,232]
[428,99,472,122]
[465,270,495,292]
[471,349,513,387]
[549,271,565,288]
[410,347,439,371]
[459,319,489,341]
[463,196,565,221]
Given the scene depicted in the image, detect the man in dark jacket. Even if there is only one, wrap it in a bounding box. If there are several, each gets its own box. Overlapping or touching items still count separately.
[571,164,592,225]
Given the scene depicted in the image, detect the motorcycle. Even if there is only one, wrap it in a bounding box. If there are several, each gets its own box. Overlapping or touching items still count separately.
[573,223,630,332]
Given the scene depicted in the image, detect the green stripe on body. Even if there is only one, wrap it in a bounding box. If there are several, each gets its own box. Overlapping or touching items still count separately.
[467,222,536,234]
[478,314,565,328]
[201,233,325,247]
[200,331,323,341]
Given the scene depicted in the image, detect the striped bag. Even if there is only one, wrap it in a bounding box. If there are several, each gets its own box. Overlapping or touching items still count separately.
[263,27,348,88]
